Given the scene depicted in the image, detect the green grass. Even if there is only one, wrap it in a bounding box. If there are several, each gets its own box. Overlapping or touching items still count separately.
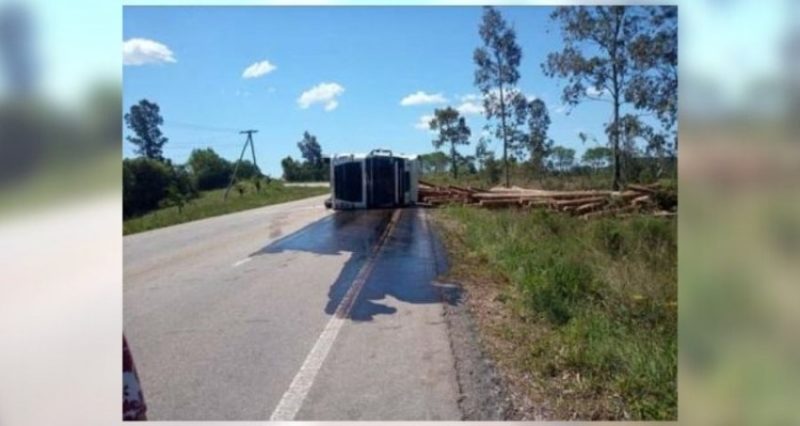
[434,207,676,420]
[123,181,329,235]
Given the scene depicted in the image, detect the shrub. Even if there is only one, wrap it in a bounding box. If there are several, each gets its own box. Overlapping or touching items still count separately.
[159,184,188,213]
[123,157,172,218]
[188,148,233,190]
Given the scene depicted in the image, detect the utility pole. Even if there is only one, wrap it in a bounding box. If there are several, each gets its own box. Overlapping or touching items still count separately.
[224,129,259,200]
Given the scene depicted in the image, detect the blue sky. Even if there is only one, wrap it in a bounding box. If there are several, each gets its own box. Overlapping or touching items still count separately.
[123,6,640,177]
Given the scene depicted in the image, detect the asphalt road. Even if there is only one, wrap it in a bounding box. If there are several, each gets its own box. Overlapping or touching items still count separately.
[123,195,463,420]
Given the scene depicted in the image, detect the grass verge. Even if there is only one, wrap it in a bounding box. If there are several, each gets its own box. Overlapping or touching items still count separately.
[432,206,676,420]
[123,181,328,235]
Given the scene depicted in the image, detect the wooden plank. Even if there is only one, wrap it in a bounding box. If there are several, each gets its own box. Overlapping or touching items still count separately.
[552,196,608,207]
[627,184,657,194]
[575,202,604,214]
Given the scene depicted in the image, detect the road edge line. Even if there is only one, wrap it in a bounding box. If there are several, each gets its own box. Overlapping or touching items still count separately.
[268,209,401,421]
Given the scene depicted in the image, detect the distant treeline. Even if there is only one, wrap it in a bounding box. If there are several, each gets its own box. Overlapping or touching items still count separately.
[122,97,332,218]
[418,147,676,187]
[280,131,327,182]
[122,99,265,218]
[123,149,263,218]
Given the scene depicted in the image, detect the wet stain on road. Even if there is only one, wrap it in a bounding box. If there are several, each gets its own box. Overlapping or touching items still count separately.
[250,208,460,321]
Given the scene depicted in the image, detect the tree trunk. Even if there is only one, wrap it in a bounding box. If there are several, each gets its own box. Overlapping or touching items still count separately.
[451,141,458,179]
[611,12,623,191]
[612,91,621,190]
[499,84,509,188]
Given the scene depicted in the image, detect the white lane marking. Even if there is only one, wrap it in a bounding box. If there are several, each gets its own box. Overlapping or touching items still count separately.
[269,209,401,421]
[233,257,252,267]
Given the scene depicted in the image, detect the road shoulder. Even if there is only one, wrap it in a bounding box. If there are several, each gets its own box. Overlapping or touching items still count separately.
[425,209,514,420]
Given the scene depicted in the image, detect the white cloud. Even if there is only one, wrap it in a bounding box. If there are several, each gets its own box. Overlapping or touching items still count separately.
[586,86,610,98]
[242,60,277,79]
[456,101,484,116]
[414,114,435,131]
[460,93,482,103]
[123,38,176,66]
[400,91,448,106]
[297,82,345,111]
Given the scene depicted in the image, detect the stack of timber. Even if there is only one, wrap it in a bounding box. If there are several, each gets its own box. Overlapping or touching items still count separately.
[417,180,676,219]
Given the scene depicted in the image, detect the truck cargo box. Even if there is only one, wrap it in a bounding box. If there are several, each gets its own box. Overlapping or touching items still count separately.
[329,149,419,209]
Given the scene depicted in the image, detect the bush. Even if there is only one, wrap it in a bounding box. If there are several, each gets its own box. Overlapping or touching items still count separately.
[170,165,198,199]
[281,156,326,182]
[123,158,198,218]
[188,148,233,190]
[123,157,172,218]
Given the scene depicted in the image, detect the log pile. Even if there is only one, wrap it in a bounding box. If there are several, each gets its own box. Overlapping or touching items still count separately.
[417,179,676,219]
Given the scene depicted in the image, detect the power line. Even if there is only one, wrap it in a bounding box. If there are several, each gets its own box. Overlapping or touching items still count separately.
[162,120,241,133]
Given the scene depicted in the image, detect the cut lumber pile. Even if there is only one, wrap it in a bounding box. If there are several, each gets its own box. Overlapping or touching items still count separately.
[417,180,676,218]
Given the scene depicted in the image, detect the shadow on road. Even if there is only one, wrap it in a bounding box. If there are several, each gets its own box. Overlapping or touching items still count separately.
[249,208,460,321]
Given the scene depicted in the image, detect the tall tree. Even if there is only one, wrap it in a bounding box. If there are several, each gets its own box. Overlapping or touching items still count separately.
[297,131,323,165]
[550,145,575,172]
[429,107,471,179]
[543,6,674,189]
[474,6,522,187]
[628,6,677,138]
[124,99,168,160]
[628,6,678,173]
[296,131,326,181]
[474,136,491,172]
[523,98,553,173]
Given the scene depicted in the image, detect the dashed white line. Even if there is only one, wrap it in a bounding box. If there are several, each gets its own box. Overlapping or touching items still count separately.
[269,209,401,421]
[233,257,252,267]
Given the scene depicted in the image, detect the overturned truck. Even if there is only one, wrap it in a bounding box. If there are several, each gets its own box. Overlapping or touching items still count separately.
[328,149,419,209]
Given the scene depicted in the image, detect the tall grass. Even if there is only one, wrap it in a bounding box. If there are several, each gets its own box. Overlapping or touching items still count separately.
[436,207,677,419]
[123,181,329,235]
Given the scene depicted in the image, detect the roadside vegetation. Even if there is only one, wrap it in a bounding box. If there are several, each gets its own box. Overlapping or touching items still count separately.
[421,7,677,419]
[123,179,328,235]
[434,207,676,420]
[122,97,330,231]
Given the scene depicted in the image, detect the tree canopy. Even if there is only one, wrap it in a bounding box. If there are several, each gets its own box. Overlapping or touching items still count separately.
[543,6,677,189]
[282,131,327,182]
[187,147,233,190]
[582,146,612,170]
[124,99,168,160]
[474,6,523,187]
[429,106,471,179]
[550,145,576,172]
[419,151,450,175]
[522,98,553,172]
[297,131,323,166]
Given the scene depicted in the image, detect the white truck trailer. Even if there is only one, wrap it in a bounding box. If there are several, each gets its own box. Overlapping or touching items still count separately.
[328,149,419,209]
